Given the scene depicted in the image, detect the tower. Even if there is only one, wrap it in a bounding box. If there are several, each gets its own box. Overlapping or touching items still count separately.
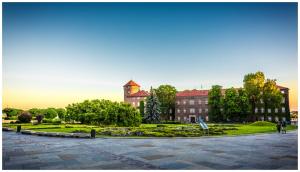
[123,80,140,101]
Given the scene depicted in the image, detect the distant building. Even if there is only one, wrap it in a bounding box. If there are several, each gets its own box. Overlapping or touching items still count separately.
[123,80,149,108]
[123,80,290,123]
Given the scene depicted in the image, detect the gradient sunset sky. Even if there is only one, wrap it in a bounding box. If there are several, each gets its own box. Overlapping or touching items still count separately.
[3,3,298,110]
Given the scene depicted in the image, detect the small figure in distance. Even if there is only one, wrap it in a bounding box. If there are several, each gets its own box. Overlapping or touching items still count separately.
[276,120,282,133]
[282,120,287,134]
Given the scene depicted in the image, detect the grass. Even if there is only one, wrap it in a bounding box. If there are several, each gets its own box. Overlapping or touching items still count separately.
[2,122,297,137]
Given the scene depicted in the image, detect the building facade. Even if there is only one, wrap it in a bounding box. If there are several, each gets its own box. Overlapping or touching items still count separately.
[175,89,210,123]
[254,85,290,122]
[123,80,149,108]
[123,80,291,123]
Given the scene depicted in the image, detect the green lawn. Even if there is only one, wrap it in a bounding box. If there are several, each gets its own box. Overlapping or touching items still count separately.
[2,122,297,137]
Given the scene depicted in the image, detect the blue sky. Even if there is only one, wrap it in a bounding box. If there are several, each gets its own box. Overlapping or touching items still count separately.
[2,3,298,109]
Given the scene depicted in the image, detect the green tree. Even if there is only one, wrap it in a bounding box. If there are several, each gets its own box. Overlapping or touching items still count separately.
[145,87,161,123]
[223,88,240,121]
[2,108,22,118]
[262,79,283,121]
[243,71,265,121]
[56,108,66,120]
[237,88,250,121]
[44,108,58,119]
[154,85,177,120]
[139,100,145,118]
[28,108,44,117]
[208,85,223,122]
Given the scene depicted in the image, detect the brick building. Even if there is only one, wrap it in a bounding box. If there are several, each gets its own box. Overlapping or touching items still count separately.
[123,80,149,108]
[123,80,290,123]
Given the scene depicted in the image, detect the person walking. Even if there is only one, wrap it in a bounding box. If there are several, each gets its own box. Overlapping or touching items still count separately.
[282,120,287,134]
[276,120,282,133]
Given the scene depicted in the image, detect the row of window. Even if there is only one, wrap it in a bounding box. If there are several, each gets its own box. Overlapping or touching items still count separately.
[177,99,208,105]
[255,107,286,113]
[177,116,209,121]
[260,116,286,122]
[177,108,208,114]
[259,98,285,104]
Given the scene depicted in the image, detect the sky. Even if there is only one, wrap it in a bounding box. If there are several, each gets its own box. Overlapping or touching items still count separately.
[2,2,298,110]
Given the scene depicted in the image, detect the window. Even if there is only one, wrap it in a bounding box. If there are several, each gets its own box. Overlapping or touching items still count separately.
[268,116,272,121]
[268,108,271,113]
[275,108,278,113]
[205,116,209,121]
[183,109,186,113]
[255,108,258,113]
[132,102,135,106]
[205,99,208,104]
[183,101,186,105]
[220,108,223,112]
[281,90,285,94]
[177,109,180,113]
[137,102,140,106]
[260,99,263,104]
[282,117,286,121]
[282,97,285,103]
[199,108,202,113]
[184,117,187,121]
[178,117,181,120]
[275,116,279,121]
[205,108,208,112]
[261,108,264,113]
[169,109,172,114]
[137,97,140,100]
[189,100,195,105]
[190,108,195,113]
[169,116,172,120]
[198,100,202,104]
[177,101,180,105]
[282,107,286,113]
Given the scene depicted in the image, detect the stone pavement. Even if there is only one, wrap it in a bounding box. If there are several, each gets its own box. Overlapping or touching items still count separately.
[2,130,298,170]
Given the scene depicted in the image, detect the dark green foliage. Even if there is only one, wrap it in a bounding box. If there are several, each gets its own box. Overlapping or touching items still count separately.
[65,99,141,127]
[2,108,22,118]
[223,88,240,121]
[154,85,177,120]
[236,89,250,120]
[139,101,145,117]
[208,85,223,122]
[35,114,44,123]
[18,112,32,123]
[56,108,66,120]
[160,120,181,124]
[28,108,44,117]
[44,108,58,119]
[145,87,161,123]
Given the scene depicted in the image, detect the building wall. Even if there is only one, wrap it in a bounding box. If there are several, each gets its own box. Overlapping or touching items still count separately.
[125,96,147,108]
[254,88,290,122]
[175,96,209,123]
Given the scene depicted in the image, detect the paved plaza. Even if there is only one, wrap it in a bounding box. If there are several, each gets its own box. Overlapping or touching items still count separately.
[2,130,298,170]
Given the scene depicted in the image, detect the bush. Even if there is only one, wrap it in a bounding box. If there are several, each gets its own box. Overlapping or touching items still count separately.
[51,118,62,124]
[65,125,73,128]
[44,108,58,119]
[249,121,275,126]
[42,118,52,123]
[160,120,181,124]
[66,99,142,127]
[18,112,32,123]
[35,114,44,123]
[157,124,166,127]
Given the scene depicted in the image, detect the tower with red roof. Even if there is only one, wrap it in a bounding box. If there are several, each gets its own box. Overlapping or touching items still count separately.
[123,80,149,108]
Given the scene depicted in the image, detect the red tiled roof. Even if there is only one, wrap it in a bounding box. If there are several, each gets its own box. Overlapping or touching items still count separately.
[123,80,140,87]
[277,85,289,90]
[176,89,209,97]
[129,90,149,97]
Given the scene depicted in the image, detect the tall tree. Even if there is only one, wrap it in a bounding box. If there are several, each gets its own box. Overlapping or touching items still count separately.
[223,88,239,121]
[139,100,145,118]
[208,85,223,122]
[237,88,250,121]
[262,79,283,120]
[243,71,265,121]
[145,87,161,123]
[154,85,177,120]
